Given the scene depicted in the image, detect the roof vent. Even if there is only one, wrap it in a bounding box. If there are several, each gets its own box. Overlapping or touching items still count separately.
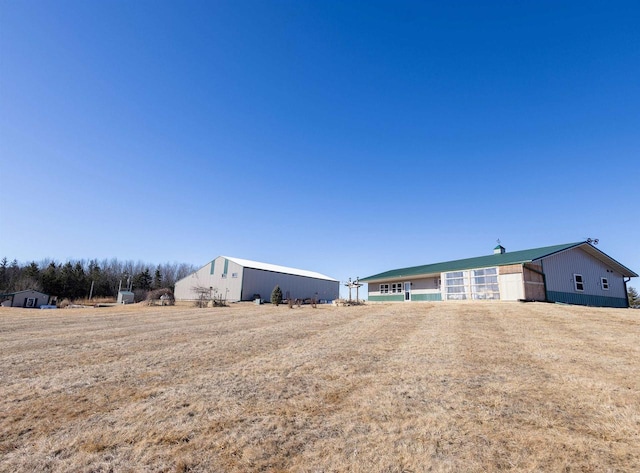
[494,244,506,255]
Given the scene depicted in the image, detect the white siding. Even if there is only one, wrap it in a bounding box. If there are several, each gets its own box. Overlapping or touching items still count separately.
[539,247,627,299]
[410,277,441,298]
[498,273,524,301]
[174,257,244,302]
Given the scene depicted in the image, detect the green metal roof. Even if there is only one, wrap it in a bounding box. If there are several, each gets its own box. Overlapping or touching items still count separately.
[361,242,586,282]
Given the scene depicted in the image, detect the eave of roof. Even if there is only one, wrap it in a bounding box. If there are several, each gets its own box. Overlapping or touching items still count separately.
[361,242,591,282]
[576,244,638,277]
[0,289,49,297]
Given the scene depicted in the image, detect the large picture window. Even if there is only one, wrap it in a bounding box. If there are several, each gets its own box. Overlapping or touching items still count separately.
[391,283,403,293]
[471,268,500,300]
[380,284,389,294]
[444,268,500,300]
[445,271,468,300]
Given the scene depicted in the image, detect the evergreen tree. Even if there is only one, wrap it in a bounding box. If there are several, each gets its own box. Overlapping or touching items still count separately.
[628,286,640,307]
[24,261,40,280]
[42,262,62,296]
[271,285,283,306]
[73,262,88,298]
[0,257,8,291]
[153,266,163,289]
[59,262,75,299]
[87,259,110,298]
[4,259,21,292]
[133,268,152,291]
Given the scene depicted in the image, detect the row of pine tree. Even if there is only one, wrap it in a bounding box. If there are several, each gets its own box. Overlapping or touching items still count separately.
[0,257,196,301]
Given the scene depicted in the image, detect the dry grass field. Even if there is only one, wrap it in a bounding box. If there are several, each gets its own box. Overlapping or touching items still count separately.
[1,302,639,472]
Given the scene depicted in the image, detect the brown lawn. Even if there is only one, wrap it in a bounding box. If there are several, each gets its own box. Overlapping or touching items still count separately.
[1,302,639,472]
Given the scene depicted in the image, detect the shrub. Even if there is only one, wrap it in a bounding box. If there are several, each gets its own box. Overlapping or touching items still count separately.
[145,288,175,306]
[133,289,147,303]
[271,286,283,306]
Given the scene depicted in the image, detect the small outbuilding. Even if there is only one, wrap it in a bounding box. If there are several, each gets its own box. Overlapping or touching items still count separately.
[174,256,339,303]
[117,291,135,304]
[0,289,52,308]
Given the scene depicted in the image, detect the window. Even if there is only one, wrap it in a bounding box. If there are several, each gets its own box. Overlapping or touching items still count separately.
[471,268,499,300]
[574,274,584,291]
[232,273,238,278]
[444,271,469,300]
[601,277,609,290]
[380,284,389,294]
[391,283,403,293]
[444,268,500,300]
[221,274,227,279]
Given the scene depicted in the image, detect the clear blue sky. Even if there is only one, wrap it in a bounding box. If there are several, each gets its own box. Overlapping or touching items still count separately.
[1,1,638,292]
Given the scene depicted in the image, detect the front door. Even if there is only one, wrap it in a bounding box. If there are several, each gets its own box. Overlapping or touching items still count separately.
[404,282,411,301]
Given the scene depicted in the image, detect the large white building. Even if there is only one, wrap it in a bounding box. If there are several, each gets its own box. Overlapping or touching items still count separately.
[174,256,339,303]
[361,242,637,308]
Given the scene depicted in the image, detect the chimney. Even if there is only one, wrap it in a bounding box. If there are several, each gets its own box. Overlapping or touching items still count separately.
[494,244,506,255]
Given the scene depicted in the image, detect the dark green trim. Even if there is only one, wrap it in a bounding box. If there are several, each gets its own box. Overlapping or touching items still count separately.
[410,293,442,301]
[210,260,216,275]
[223,258,229,276]
[369,294,404,302]
[547,290,628,308]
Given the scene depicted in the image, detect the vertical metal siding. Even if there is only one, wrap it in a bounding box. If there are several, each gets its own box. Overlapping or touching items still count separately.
[540,247,627,299]
[241,268,339,302]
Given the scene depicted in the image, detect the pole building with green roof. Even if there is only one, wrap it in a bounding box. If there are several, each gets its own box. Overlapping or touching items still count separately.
[360,242,637,308]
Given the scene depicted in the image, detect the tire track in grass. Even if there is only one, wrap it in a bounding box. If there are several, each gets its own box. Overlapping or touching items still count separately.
[295,303,474,472]
[196,304,431,472]
[1,306,379,471]
[521,303,640,383]
[454,303,640,471]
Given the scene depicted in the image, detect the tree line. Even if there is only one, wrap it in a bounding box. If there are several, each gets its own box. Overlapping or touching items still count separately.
[0,257,196,301]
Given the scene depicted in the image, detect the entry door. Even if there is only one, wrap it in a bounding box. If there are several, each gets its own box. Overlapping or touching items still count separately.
[404,282,411,301]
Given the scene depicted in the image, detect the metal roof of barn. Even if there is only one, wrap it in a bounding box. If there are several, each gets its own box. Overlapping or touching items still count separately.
[360,242,638,282]
[0,289,50,297]
[222,256,338,282]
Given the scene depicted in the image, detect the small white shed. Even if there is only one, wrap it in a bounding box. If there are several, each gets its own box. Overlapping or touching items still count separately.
[117,291,135,304]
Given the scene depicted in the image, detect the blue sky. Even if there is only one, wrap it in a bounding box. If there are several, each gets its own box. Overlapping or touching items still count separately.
[1,1,639,292]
